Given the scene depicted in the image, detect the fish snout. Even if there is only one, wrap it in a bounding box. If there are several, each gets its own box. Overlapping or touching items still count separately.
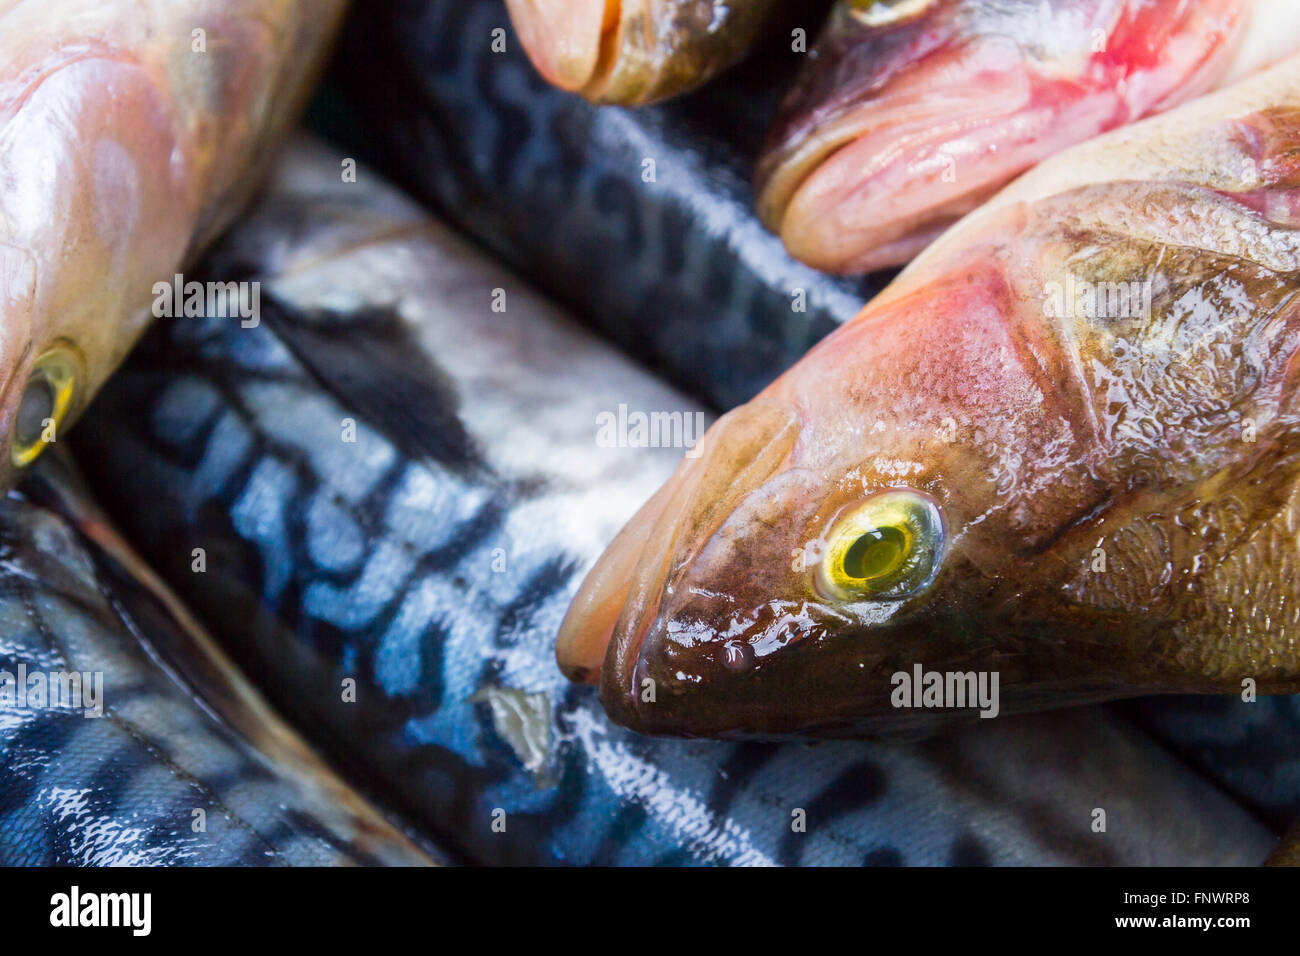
[555,397,802,686]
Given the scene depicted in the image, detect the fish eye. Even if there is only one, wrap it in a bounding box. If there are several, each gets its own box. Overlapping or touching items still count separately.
[816,489,944,601]
[12,344,80,468]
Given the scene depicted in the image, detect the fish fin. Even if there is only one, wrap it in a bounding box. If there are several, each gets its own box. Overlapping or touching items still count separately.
[258,295,488,477]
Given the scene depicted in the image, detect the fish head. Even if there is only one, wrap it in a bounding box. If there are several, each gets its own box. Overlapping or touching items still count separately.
[756,0,1247,272]
[559,256,1147,737]
[0,4,341,488]
[504,0,783,105]
[0,27,202,486]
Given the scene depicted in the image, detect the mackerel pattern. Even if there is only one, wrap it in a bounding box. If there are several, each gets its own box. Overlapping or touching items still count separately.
[1125,695,1300,832]
[317,0,878,411]
[71,141,1275,866]
[0,461,433,866]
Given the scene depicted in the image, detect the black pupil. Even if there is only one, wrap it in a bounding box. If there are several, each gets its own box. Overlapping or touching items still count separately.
[842,525,908,580]
[16,377,54,446]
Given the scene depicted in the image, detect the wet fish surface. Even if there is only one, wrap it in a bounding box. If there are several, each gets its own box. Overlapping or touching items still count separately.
[756,0,1300,273]
[0,0,346,490]
[73,137,1274,866]
[0,453,435,866]
[559,54,1300,738]
[319,0,877,411]
[504,0,790,105]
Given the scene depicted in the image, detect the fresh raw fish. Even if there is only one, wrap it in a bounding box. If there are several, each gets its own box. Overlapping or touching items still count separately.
[0,453,435,866]
[72,138,1274,866]
[756,0,1300,273]
[0,0,346,488]
[560,54,1300,738]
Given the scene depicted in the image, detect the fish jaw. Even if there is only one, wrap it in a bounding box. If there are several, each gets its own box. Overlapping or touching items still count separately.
[762,32,1051,274]
[505,0,783,105]
[757,0,1252,273]
[556,472,679,683]
[557,397,802,683]
[503,0,616,94]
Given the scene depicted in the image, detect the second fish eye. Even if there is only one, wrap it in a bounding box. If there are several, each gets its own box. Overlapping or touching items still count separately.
[816,489,944,602]
[12,344,81,468]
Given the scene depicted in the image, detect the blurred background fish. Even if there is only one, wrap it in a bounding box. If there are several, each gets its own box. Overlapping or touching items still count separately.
[320,0,877,410]
[504,0,790,105]
[0,0,346,490]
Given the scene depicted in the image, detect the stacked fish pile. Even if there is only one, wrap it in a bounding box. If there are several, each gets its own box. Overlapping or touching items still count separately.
[1,0,1298,867]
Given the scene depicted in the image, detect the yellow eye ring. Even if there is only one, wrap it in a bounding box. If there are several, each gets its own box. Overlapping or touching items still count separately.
[12,343,82,468]
[816,489,944,601]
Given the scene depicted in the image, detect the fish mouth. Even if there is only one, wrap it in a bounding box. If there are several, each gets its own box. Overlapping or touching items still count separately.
[504,0,620,95]
[756,37,1038,273]
[555,397,801,689]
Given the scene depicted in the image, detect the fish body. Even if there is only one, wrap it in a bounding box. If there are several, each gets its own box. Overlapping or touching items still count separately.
[72,138,1276,866]
[0,453,435,866]
[756,0,1300,273]
[1126,695,1300,832]
[0,0,345,489]
[505,0,787,105]
[560,54,1300,738]
[322,0,876,411]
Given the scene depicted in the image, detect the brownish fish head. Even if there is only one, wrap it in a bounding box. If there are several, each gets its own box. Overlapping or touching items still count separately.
[559,259,1156,737]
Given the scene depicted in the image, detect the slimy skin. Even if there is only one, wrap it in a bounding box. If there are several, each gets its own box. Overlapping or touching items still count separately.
[562,54,1300,738]
[756,0,1300,273]
[0,0,345,488]
[505,0,789,105]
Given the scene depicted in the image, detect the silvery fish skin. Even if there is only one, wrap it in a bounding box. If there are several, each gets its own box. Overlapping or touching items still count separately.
[0,0,346,490]
[0,453,435,866]
[505,0,787,105]
[1126,695,1300,833]
[756,0,1300,273]
[559,55,1300,738]
[73,139,1275,866]
[324,0,876,411]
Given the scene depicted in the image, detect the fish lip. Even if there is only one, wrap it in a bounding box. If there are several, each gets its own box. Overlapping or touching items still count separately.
[505,0,617,94]
[563,396,802,695]
[591,397,803,727]
[763,101,1019,272]
[554,464,686,683]
[758,33,1036,271]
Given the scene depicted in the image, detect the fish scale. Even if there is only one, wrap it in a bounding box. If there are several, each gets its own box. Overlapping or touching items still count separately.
[0,457,436,866]
[73,138,1276,865]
